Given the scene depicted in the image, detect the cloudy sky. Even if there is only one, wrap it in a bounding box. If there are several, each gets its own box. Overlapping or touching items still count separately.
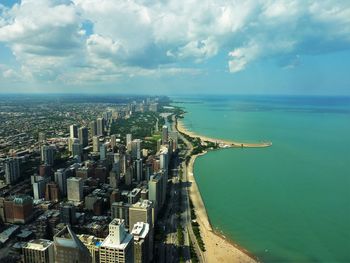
[0,0,350,95]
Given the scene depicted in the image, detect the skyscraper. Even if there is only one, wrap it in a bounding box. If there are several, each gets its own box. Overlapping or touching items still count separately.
[162,125,168,145]
[90,120,97,137]
[129,200,154,261]
[54,169,67,196]
[70,124,78,139]
[129,200,154,231]
[78,126,89,147]
[131,139,142,159]
[54,225,92,263]
[113,153,120,176]
[103,111,112,125]
[126,134,132,151]
[131,222,150,263]
[159,146,169,201]
[99,219,134,263]
[109,170,119,189]
[32,175,50,200]
[134,159,143,182]
[148,173,165,216]
[60,202,76,225]
[97,118,105,136]
[100,144,107,160]
[125,165,133,186]
[111,202,130,228]
[72,140,82,159]
[45,182,60,202]
[4,157,20,185]
[93,136,100,152]
[67,177,83,202]
[41,145,55,165]
[23,239,54,263]
[110,134,117,149]
[68,137,74,152]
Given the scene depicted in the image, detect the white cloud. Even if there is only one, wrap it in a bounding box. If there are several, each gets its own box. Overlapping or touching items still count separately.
[228,42,261,73]
[0,0,350,85]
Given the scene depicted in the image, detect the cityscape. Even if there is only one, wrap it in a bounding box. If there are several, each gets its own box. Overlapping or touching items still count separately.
[1,0,350,262]
[0,95,213,263]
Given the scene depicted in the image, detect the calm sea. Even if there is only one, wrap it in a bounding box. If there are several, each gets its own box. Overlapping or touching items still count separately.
[174,95,350,262]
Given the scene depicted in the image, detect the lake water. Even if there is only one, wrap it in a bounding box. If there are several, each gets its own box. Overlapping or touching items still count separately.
[175,96,350,262]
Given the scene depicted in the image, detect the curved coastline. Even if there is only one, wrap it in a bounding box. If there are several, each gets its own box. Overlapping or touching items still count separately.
[176,118,261,263]
[177,119,272,148]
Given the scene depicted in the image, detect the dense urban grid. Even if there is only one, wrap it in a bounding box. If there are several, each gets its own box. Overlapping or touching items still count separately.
[0,95,206,263]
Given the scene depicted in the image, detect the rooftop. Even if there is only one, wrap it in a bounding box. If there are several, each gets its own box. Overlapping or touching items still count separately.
[131,199,153,209]
[100,232,133,250]
[77,234,103,247]
[131,222,149,240]
[54,225,90,255]
[67,176,82,182]
[24,239,53,251]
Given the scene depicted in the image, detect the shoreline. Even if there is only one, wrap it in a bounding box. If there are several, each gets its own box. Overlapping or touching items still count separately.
[177,118,260,263]
[177,117,272,148]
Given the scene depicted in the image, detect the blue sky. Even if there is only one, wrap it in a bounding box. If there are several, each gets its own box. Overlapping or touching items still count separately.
[0,0,350,95]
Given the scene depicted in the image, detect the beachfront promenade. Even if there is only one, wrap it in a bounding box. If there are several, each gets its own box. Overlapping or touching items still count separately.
[176,119,272,149]
[174,115,259,263]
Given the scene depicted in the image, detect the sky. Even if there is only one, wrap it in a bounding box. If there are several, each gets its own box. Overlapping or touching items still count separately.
[0,0,350,95]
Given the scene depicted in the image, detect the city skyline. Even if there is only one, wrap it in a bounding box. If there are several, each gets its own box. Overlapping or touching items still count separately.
[1,0,350,95]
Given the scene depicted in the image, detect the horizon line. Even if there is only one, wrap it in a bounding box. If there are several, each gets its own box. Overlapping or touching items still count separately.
[0,92,350,98]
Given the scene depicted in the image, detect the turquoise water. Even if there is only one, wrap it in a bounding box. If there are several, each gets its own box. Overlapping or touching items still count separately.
[175,96,350,262]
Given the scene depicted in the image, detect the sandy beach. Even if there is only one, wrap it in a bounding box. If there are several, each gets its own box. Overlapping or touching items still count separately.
[187,153,258,263]
[177,119,271,148]
[177,118,259,263]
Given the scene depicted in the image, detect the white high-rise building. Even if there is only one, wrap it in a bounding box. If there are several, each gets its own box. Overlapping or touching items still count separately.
[126,134,132,151]
[131,222,150,263]
[129,200,154,231]
[148,174,163,214]
[99,219,134,263]
[93,136,100,152]
[70,124,78,139]
[129,200,155,259]
[159,146,169,172]
[110,134,117,149]
[31,175,50,200]
[67,177,83,202]
[23,239,54,263]
[97,118,104,136]
[159,146,169,206]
